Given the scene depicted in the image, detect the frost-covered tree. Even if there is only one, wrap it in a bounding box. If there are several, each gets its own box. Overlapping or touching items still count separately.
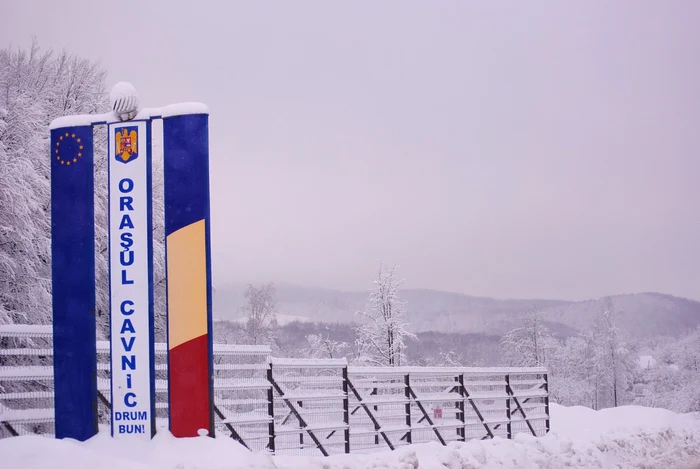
[435,350,465,367]
[583,298,638,409]
[497,302,638,410]
[242,283,279,345]
[0,40,167,338]
[349,332,373,365]
[547,336,595,407]
[354,264,416,366]
[637,326,700,413]
[673,326,700,373]
[499,309,557,367]
[0,46,52,325]
[303,329,350,359]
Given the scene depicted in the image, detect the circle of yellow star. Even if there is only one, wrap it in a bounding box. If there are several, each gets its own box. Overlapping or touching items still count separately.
[55,132,85,167]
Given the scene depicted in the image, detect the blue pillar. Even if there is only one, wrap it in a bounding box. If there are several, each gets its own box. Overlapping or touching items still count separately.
[50,124,97,441]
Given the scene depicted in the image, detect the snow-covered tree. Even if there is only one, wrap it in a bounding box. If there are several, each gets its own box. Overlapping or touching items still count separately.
[0,40,167,338]
[303,329,350,359]
[242,283,279,345]
[499,309,557,367]
[583,298,638,409]
[435,350,464,367]
[354,264,416,366]
[637,326,700,413]
[673,326,700,373]
[497,302,638,410]
[547,336,595,407]
[0,45,53,325]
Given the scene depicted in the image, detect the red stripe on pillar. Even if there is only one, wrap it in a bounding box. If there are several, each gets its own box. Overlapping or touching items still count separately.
[168,333,211,437]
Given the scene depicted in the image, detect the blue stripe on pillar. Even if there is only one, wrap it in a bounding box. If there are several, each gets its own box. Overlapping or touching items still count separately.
[162,114,210,236]
[50,125,97,441]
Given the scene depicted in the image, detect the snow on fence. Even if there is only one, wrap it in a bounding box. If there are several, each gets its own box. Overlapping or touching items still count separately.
[0,325,550,455]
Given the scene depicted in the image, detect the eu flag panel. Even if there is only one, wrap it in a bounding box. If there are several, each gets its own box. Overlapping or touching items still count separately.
[50,125,97,441]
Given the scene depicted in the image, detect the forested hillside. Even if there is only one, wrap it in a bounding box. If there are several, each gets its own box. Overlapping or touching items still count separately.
[213,282,700,339]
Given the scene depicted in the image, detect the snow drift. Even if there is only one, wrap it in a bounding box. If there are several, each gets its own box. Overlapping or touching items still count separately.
[2,403,700,469]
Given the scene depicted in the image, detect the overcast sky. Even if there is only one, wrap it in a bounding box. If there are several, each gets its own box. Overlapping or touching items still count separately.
[3,1,700,301]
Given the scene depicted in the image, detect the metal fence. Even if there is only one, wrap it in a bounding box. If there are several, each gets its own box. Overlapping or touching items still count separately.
[0,325,550,455]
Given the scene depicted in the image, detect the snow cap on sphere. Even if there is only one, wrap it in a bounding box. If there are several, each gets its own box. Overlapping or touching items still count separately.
[109,81,140,121]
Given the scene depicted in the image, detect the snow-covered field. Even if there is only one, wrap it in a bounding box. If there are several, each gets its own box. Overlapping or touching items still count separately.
[3,404,700,469]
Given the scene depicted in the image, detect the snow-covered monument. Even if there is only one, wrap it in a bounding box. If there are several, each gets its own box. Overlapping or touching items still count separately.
[0,83,550,456]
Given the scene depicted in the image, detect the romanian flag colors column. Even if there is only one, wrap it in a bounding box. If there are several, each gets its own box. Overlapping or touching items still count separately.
[50,123,97,441]
[162,107,214,437]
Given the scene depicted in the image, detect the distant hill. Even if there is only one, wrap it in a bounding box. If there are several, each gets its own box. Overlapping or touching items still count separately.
[539,292,700,339]
[213,283,700,339]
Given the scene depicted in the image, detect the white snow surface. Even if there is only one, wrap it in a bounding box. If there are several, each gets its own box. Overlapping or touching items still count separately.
[2,404,700,469]
[49,103,209,129]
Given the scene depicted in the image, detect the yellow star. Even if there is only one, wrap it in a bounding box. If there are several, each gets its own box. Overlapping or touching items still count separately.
[79,145,83,150]
[59,135,63,140]
[71,133,76,138]
[77,138,81,143]
[73,158,77,163]
[61,160,65,165]
[65,132,69,137]
[66,161,71,166]
[56,141,60,146]
[56,156,60,160]
[55,149,59,154]
[78,152,82,157]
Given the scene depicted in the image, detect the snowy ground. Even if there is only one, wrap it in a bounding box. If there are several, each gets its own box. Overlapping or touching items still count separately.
[3,404,700,469]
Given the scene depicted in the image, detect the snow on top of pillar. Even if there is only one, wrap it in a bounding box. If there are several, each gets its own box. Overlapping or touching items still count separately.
[49,103,209,129]
[49,80,208,128]
[49,111,114,129]
[159,102,209,117]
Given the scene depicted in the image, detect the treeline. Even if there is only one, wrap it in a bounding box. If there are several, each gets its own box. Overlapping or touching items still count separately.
[496,299,700,413]
[214,319,503,367]
[219,281,700,414]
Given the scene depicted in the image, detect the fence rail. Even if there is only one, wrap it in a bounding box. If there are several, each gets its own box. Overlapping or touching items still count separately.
[0,325,550,455]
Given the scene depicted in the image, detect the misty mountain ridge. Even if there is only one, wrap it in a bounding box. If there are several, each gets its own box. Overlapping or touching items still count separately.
[213,283,700,339]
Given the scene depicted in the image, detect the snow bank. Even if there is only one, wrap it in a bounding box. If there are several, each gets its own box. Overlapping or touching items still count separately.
[2,404,700,469]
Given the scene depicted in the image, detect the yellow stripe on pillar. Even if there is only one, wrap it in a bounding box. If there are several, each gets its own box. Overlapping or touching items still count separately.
[166,219,208,350]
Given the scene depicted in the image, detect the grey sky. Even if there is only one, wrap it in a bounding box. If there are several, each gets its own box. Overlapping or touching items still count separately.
[3,1,700,301]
